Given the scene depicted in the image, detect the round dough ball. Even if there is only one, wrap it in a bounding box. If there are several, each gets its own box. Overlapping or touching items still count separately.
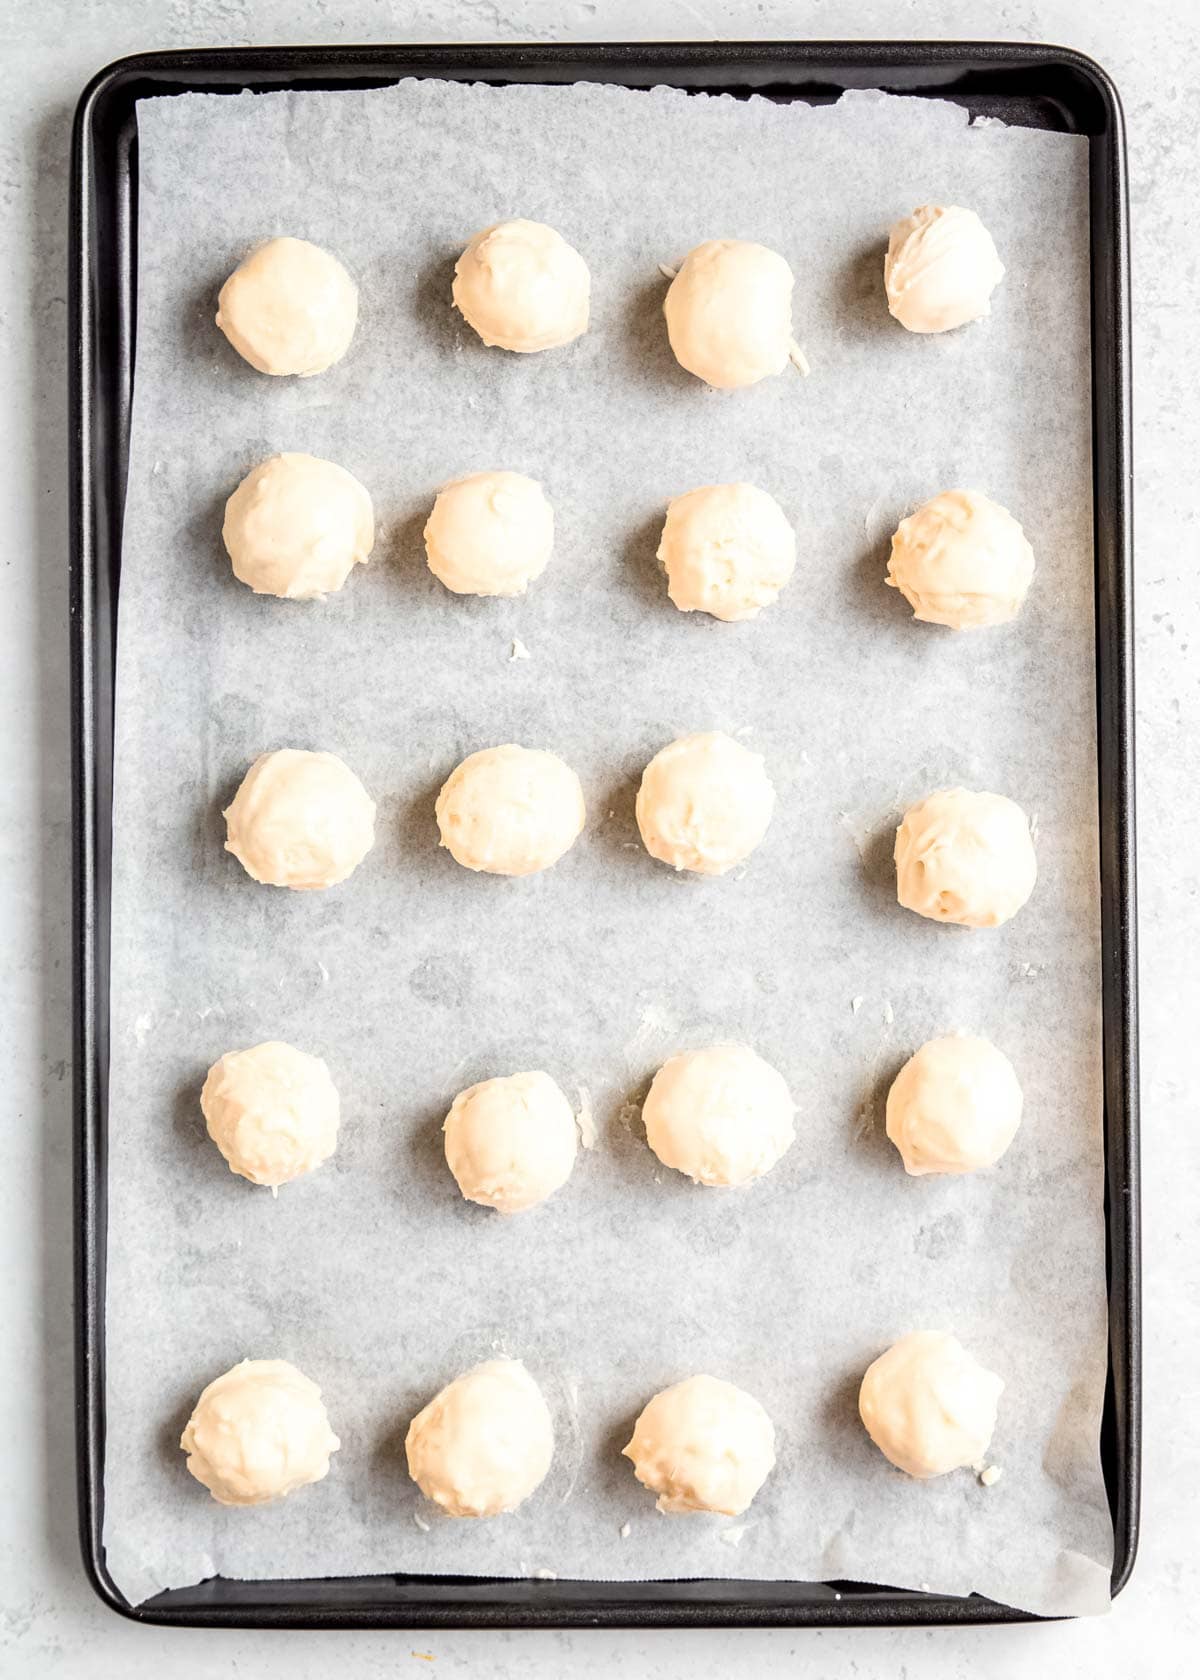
[224,748,376,891]
[894,787,1036,928]
[643,1044,795,1187]
[664,240,794,389]
[436,744,585,876]
[658,483,796,622]
[858,1331,1004,1479]
[623,1374,776,1515]
[223,453,374,601]
[180,1358,340,1506]
[405,1359,554,1518]
[444,1070,577,1213]
[201,1041,340,1188]
[886,489,1035,629]
[884,205,1004,335]
[636,731,775,876]
[886,1034,1022,1176]
[216,236,358,376]
[452,219,590,353]
[424,470,554,597]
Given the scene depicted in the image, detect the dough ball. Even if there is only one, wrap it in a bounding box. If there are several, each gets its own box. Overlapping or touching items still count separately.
[452,219,590,353]
[180,1358,340,1506]
[658,483,796,622]
[623,1374,776,1515]
[444,1070,577,1213]
[886,1034,1023,1176]
[884,206,1004,335]
[643,1044,795,1187]
[887,489,1035,629]
[223,453,374,601]
[216,237,358,376]
[424,470,554,597]
[894,787,1036,928]
[201,1041,340,1188]
[858,1331,1003,1479]
[224,748,376,891]
[405,1358,554,1517]
[663,239,794,389]
[636,731,775,875]
[436,744,585,876]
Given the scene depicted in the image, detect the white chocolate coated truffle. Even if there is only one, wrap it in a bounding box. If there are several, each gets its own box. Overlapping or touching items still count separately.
[658,483,796,622]
[895,788,1036,928]
[887,489,1035,629]
[201,1041,340,1188]
[216,237,358,376]
[664,240,795,389]
[436,744,585,876]
[180,1358,340,1506]
[223,453,374,601]
[405,1359,554,1518]
[444,1071,577,1214]
[224,749,376,891]
[884,206,1004,335]
[859,1331,1004,1479]
[424,471,554,597]
[886,1034,1023,1176]
[623,1374,776,1515]
[643,1044,796,1187]
[636,732,774,876]
[452,220,589,353]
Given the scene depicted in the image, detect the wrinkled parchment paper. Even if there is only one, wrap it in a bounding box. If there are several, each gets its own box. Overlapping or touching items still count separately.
[102,79,1111,1616]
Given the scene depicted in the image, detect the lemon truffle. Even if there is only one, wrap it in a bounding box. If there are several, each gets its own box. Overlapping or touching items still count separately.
[884,206,1004,334]
[894,788,1036,928]
[452,219,589,352]
[216,236,357,375]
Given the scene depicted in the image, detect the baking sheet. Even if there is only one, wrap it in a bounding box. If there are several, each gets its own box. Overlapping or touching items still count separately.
[102,77,1112,1616]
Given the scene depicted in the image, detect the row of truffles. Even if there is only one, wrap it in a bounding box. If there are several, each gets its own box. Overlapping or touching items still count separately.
[180,1335,1004,1516]
[201,1034,1022,1200]
[220,741,1038,927]
[222,453,1037,631]
[214,205,1004,387]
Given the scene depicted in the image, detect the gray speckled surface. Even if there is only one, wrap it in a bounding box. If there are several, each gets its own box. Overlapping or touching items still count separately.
[2,1,1196,1673]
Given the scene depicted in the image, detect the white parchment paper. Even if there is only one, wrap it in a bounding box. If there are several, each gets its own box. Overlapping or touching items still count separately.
[102,78,1112,1616]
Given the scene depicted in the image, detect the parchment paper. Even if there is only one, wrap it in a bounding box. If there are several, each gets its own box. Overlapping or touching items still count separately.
[102,78,1112,1616]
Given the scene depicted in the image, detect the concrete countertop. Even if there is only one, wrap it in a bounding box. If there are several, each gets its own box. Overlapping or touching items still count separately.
[2,2,1195,1674]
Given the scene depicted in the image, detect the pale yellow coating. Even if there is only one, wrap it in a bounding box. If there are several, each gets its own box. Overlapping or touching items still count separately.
[435,744,585,876]
[636,731,774,876]
[223,453,374,601]
[886,1034,1022,1176]
[658,483,796,622]
[201,1041,340,1188]
[452,219,589,352]
[424,470,554,597]
[894,788,1036,928]
[405,1359,554,1518]
[623,1374,776,1515]
[886,489,1034,629]
[642,1044,796,1187]
[443,1071,577,1213]
[859,1332,1004,1479]
[663,240,794,388]
[180,1358,340,1506]
[224,749,376,891]
[883,206,1004,334]
[216,237,358,375]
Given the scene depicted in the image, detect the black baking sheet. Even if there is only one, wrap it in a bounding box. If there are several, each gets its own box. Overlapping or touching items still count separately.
[69,39,1137,1629]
